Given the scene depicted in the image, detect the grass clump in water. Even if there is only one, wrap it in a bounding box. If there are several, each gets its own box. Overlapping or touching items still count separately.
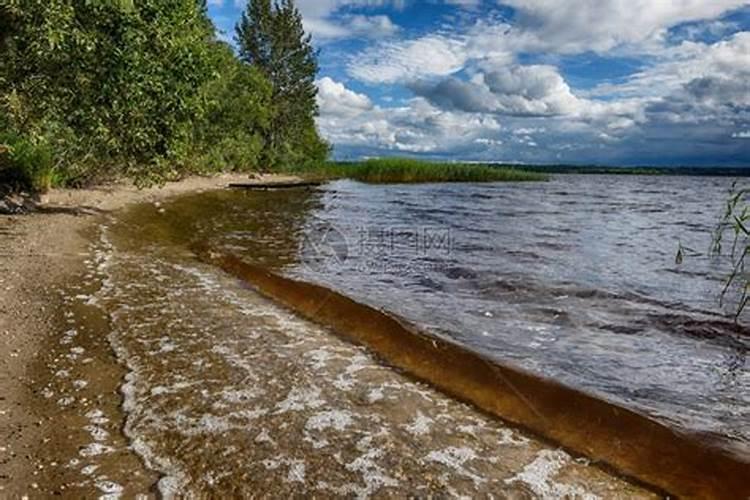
[291,158,547,184]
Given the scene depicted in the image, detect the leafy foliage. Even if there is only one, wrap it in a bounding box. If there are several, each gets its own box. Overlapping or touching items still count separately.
[236,0,328,169]
[0,131,55,192]
[0,0,328,191]
[191,42,273,174]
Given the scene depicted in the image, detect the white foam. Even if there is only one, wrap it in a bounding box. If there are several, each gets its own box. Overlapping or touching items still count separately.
[81,464,99,476]
[79,443,114,457]
[275,386,325,413]
[305,410,354,432]
[367,388,385,403]
[504,449,600,500]
[405,411,433,436]
[425,446,485,486]
[287,460,306,483]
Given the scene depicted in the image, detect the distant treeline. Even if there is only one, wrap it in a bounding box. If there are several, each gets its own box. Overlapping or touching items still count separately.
[499,164,750,176]
[324,161,750,178]
[0,0,328,192]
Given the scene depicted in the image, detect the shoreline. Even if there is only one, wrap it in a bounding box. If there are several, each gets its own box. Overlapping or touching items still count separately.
[201,247,748,498]
[0,173,299,495]
[2,173,658,497]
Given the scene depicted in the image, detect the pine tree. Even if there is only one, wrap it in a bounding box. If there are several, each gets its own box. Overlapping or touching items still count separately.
[236,0,324,168]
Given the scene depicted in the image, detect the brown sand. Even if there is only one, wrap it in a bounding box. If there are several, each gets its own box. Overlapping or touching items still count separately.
[0,174,296,496]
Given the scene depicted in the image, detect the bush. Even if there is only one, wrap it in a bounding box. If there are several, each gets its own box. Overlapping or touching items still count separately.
[0,132,55,193]
[0,1,329,190]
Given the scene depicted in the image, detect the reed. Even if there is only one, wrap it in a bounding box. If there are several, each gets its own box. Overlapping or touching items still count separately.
[290,158,547,183]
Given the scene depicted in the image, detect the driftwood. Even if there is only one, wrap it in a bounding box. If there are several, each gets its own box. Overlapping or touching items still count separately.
[228,181,323,190]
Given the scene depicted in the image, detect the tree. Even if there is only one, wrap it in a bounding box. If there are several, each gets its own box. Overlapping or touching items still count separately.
[236,0,328,169]
[192,41,274,173]
[0,0,217,186]
[0,0,309,191]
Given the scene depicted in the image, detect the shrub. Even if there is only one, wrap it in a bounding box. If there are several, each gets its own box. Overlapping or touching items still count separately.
[0,132,55,193]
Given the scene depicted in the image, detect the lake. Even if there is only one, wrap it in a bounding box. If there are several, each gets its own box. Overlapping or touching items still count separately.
[103,174,748,486]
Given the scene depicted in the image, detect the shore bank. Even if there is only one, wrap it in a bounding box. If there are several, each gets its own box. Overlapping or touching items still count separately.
[0,173,295,495]
[2,174,655,497]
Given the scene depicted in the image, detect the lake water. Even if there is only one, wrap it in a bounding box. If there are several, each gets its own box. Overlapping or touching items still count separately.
[109,174,750,465]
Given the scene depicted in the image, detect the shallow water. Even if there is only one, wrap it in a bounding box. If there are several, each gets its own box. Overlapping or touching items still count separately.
[115,175,750,458]
[81,200,654,497]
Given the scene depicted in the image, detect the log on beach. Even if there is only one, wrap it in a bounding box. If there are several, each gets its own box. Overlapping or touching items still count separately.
[228,181,323,190]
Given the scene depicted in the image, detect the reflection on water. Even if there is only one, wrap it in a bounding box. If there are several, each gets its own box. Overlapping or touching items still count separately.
[119,175,749,457]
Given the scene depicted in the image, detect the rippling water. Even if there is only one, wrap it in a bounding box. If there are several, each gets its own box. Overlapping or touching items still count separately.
[293,175,750,449]
[117,174,749,459]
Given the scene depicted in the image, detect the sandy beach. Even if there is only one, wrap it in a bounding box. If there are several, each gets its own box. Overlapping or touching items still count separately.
[0,175,657,497]
[0,174,291,495]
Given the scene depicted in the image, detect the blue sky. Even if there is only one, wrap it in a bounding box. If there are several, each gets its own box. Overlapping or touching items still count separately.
[208,1,750,166]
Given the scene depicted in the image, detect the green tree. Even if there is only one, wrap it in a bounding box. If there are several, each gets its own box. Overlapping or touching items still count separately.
[236,0,328,169]
[192,41,274,173]
[1,0,309,191]
[0,0,217,186]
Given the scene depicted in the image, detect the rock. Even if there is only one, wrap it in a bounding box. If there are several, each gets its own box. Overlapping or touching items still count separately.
[0,193,39,214]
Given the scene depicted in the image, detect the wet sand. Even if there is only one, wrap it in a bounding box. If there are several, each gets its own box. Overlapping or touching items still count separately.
[0,174,294,496]
[1,175,657,497]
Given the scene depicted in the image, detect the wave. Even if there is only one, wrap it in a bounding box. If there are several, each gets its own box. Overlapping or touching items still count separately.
[194,244,750,499]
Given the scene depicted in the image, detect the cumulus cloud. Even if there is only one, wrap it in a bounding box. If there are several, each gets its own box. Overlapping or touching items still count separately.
[317,81,505,155]
[295,0,404,40]
[410,66,580,117]
[348,34,470,83]
[317,77,373,118]
[409,63,648,134]
[500,0,750,53]
[311,2,750,164]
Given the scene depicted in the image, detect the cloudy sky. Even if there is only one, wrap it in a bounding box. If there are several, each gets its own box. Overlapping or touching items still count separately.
[208,1,750,166]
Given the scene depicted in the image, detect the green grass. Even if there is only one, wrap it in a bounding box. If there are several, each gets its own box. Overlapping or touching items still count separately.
[0,132,56,193]
[288,158,547,184]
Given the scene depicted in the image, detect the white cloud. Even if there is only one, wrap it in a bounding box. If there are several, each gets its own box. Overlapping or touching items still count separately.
[312,2,749,164]
[317,77,373,118]
[346,2,749,84]
[499,0,750,53]
[348,14,399,36]
[348,34,470,83]
[296,0,404,40]
[317,84,504,155]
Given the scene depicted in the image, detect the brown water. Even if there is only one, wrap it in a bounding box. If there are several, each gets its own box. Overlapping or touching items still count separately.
[120,175,749,456]
[70,174,750,495]
[57,184,661,498]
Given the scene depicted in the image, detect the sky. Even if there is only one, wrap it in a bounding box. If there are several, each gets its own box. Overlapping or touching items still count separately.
[207,0,750,166]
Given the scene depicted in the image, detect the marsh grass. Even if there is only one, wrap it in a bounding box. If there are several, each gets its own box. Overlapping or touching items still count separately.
[287,158,547,183]
[711,181,750,319]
